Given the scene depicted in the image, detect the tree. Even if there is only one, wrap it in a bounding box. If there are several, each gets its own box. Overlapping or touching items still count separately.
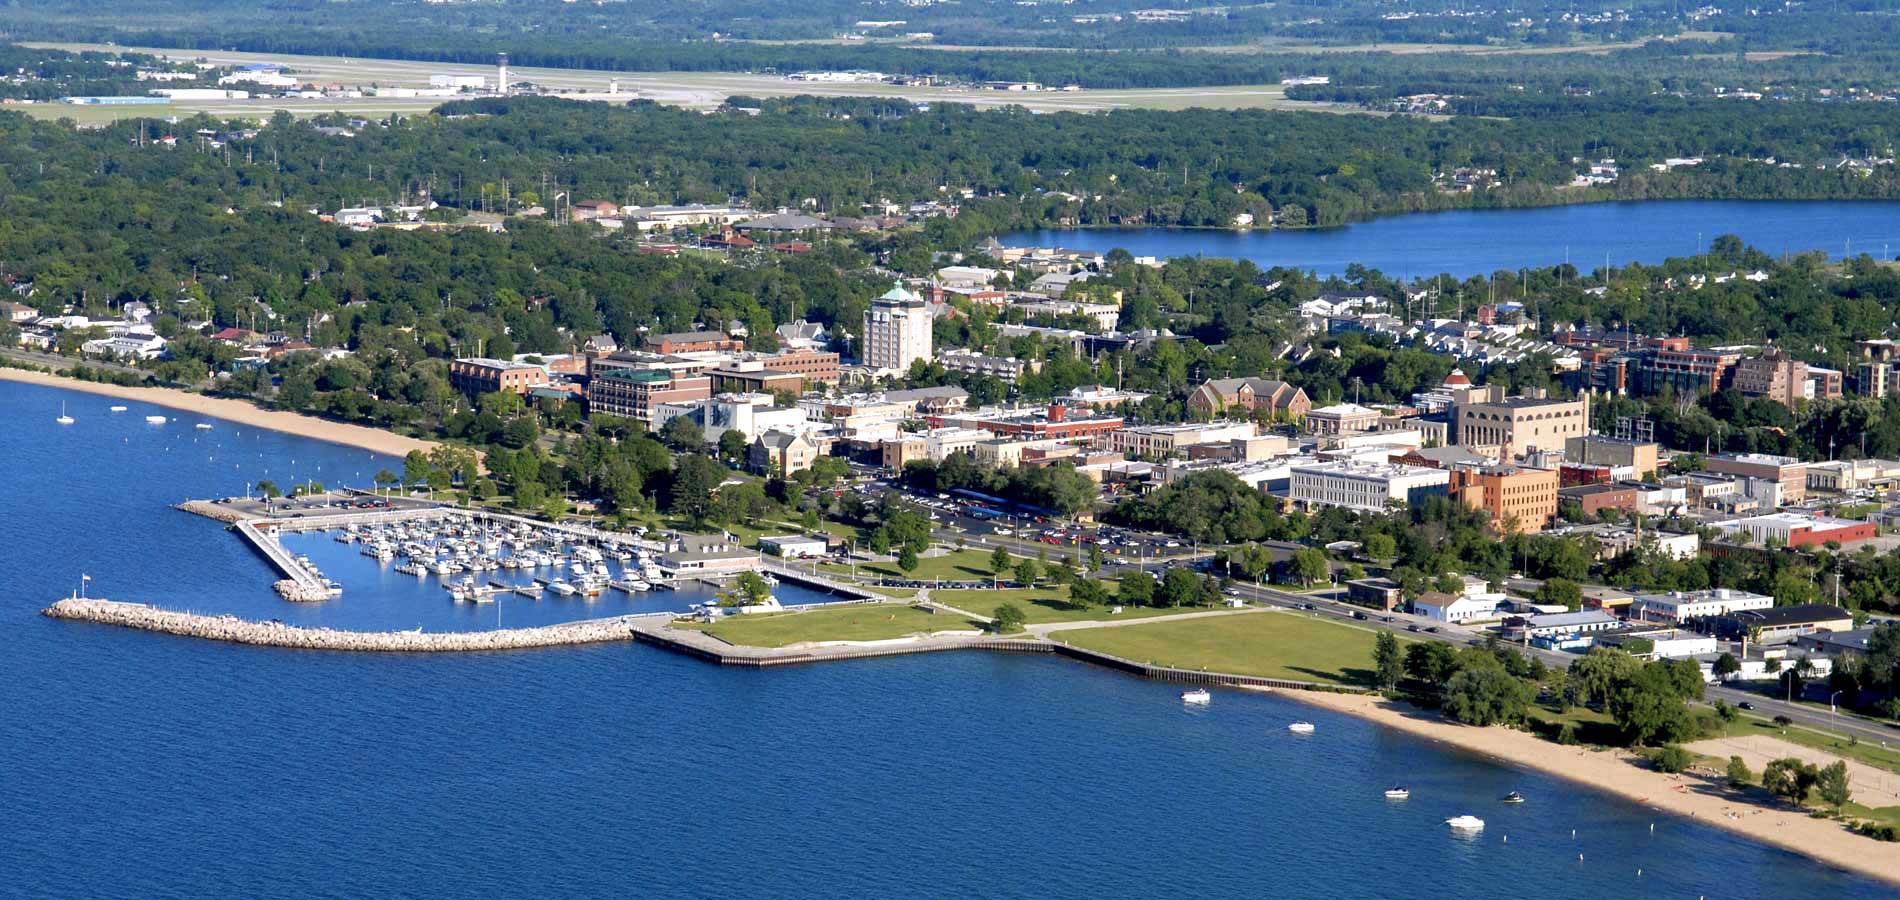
[1714,699,1737,723]
[1404,641,1458,684]
[668,454,726,523]
[1816,760,1852,812]
[1069,578,1107,610]
[1433,572,1466,595]
[255,479,282,499]
[402,449,431,487]
[1713,652,1742,683]
[373,468,398,494]
[1726,755,1755,788]
[1763,757,1819,806]
[1373,631,1403,691]
[1654,745,1693,773]
[1290,548,1329,587]
[1534,577,1583,611]
[1441,667,1532,726]
[1159,567,1200,607]
[989,545,1013,584]
[1118,570,1156,607]
[1364,533,1397,560]
[1570,647,1641,707]
[718,428,748,462]
[1609,662,1702,746]
[897,544,920,574]
[1014,558,1040,586]
[992,602,1027,634]
[660,415,704,452]
[723,571,773,606]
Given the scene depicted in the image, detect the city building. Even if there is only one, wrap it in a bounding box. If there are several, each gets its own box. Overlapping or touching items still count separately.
[653,393,809,448]
[1306,403,1381,436]
[1187,377,1311,421]
[449,357,550,397]
[927,403,1121,442]
[1504,609,1621,641]
[1713,512,1877,548]
[938,348,1038,383]
[1450,465,1559,532]
[586,368,712,423]
[1346,578,1406,611]
[1720,603,1857,644]
[1733,347,1807,408]
[1557,482,1640,517]
[1454,391,1589,459]
[1107,421,1258,458]
[1630,588,1774,625]
[750,430,822,476]
[1411,588,1508,624]
[759,535,828,558]
[646,330,744,354]
[1704,452,1809,503]
[862,285,933,373]
[1563,435,1661,478]
[1288,460,1450,512]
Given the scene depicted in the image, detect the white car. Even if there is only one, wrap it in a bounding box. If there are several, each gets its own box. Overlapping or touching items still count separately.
[994,527,1013,536]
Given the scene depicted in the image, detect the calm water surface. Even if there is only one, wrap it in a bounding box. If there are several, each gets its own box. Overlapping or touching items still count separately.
[2,381,1890,899]
[1004,200,1900,277]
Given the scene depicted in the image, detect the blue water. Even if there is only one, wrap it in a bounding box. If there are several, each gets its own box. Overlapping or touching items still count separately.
[3,379,1891,899]
[1004,200,1900,277]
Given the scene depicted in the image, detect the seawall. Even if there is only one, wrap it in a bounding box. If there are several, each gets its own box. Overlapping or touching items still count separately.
[43,598,650,652]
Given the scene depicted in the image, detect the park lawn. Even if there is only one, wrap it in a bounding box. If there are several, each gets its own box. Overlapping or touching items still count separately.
[931,586,1209,625]
[1843,802,1900,828]
[861,585,921,600]
[1523,704,1624,747]
[818,547,1014,582]
[677,604,980,648]
[1055,611,1396,686]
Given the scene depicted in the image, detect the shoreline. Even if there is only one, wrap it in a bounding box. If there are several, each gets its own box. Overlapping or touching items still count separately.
[0,367,436,458]
[1267,688,1900,887]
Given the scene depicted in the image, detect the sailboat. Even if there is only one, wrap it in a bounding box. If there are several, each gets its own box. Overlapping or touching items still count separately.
[56,402,74,425]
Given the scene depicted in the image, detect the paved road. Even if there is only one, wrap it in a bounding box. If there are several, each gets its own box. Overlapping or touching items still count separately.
[1,347,150,378]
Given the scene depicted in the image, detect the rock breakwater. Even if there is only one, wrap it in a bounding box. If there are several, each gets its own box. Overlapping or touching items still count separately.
[44,598,647,652]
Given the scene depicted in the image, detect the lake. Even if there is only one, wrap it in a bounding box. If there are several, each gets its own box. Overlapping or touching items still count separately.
[1002,200,1900,278]
[3,379,1891,899]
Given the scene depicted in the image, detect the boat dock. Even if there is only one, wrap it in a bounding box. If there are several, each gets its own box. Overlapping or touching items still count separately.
[233,519,340,602]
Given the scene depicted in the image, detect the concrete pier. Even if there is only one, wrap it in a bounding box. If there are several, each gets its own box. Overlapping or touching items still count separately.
[44,598,661,652]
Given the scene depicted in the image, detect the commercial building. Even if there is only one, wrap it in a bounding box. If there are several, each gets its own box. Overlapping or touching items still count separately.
[646,331,744,354]
[1454,392,1590,459]
[759,535,828,558]
[1504,609,1621,641]
[1704,452,1809,503]
[1630,588,1773,625]
[1346,578,1405,612]
[1450,465,1559,532]
[1107,421,1258,458]
[1714,512,1877,548]
[862,285,934,373]
[1563,435,1661,478]
[1720,603,1856,644]
[1306,403,1381,436]
[1411,589,1507,624]
[1187,377,1311,421]
[586,368,712,423]
[927,403,1122,443]
[1288,460,1450,512]
[1557,482,1640,517]
[1733,347,1807,408]
[653,393,809,448]
[449,357,550,397]
[750,430,822,476]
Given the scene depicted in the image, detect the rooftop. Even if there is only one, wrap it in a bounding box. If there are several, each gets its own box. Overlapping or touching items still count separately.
[1726,603,1857,627]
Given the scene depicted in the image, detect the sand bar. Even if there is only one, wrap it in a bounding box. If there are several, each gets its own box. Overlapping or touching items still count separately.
[0,368,435,458]
[1269,689,1900,886]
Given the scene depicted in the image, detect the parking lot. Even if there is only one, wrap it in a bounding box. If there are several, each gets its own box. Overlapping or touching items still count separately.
[207,490,443,521]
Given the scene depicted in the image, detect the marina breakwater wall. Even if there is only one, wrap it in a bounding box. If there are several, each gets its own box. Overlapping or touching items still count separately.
[43,598,655,652]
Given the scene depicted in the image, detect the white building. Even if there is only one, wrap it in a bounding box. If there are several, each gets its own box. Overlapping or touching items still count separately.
[1107,421,1258,457]
[1413,591,1507,624]
[1289,460,1450,512]
[862,285,933,373]
[653,393,808,447]
[1631,588,1774,625]
[430,74,487,89]
[1508,609,1621,640]
[759,535,828,558]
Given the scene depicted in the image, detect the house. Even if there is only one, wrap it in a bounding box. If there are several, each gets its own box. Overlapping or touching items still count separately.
[1187,377,1311,421]
[751,430,820,476]
[1503,609,1620,641]
[569,200,620,221]
[1411,590,1506,624]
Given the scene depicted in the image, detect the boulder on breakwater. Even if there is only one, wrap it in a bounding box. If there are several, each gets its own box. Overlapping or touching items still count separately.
[43,598,641,653]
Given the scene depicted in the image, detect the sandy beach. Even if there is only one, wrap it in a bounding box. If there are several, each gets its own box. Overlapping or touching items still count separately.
[1269,689,1900,886]
[0,368,436,458]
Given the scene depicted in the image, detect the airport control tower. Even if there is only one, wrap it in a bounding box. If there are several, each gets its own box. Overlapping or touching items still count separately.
[497,52,510,95]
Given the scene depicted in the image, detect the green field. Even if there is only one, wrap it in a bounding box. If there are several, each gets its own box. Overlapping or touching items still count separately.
[931,586,1206,625]
[1057,611,1398,686]
[818,547,1022,583]
[677,603,980,648]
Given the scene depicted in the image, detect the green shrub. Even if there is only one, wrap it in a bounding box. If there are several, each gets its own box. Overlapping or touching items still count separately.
[1654,745,1693,773]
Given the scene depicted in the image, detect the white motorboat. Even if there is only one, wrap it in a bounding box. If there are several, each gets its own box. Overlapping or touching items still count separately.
[145,415,167,424]
[626,579,652,592]
[1445,815,1485,831]
[1384,787,1411,800]
[1287,722,1316,734]
[514,583,542,597]
[56,402,74,425]
[1181,688,1211,704]
[109,405,127,412]
[547,580,578,596]
[195,423,213,430]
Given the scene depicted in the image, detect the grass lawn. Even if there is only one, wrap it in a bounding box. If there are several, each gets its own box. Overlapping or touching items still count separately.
[931,586,1207,625]
[1056,611,1400,686]
[1523,704,1624,747]
[676,603,980,648]
[818,547,1016,582]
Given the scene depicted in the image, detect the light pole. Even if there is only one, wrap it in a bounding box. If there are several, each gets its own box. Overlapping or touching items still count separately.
[1831,690,1845,730]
